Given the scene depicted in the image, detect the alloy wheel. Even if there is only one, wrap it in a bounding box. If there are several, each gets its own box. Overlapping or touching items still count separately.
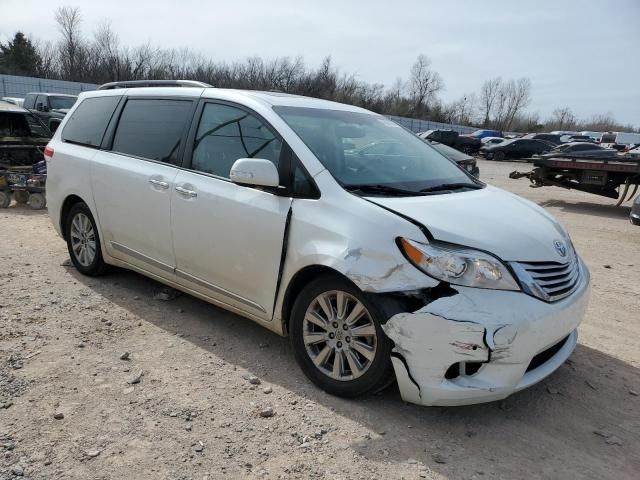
[302,290,378,381]
[70,212,97,267]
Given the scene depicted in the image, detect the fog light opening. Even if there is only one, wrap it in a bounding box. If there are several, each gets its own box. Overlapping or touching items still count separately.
[445,361,483,379]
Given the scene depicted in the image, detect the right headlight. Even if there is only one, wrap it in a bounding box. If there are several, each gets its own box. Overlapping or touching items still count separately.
[399,238,520,291]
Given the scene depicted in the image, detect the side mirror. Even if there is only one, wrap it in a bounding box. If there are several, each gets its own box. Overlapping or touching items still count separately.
[230,158,279,188]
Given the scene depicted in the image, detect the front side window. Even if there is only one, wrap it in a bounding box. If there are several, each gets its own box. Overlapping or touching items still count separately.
[112,99,193,164]
[191,103,281,179]
[62,96,120,147]
[274,106,478,193]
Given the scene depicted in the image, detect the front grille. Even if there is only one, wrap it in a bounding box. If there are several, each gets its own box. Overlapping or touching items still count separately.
[512,252,581,302]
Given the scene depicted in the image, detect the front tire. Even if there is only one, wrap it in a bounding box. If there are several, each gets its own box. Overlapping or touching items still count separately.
[494,151,505,161]
[65,202,107,276]
[290,275,394,397]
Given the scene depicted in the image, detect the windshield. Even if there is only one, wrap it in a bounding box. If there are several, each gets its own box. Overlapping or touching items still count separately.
[273,106,478,193]
[49,96,77,110]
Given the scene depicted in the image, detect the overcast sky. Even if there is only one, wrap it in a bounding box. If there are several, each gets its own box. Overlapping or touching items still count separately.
[1,0,639,126]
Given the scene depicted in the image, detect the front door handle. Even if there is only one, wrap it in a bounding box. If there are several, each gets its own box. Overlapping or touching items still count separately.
[149,179,169,189]
[175,185,197,198]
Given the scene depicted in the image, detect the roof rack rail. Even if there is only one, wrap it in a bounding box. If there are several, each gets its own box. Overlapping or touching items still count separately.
[97,80,212,90]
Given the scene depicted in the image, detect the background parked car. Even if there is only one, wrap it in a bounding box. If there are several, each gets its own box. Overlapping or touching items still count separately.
[535,142,619,160]
[23,92,77,132]
[1,96,25,107]
[522,133,565,145]
[468,129,503,139]
[427,140,480,177]
[481,136,505,146]
[480,138,551,161]
[417,129,481,154]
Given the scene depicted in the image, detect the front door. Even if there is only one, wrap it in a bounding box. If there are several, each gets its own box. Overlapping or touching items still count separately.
[171,102,292,319]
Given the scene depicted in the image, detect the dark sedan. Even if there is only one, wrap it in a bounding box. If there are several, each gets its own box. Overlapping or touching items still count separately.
[480,138,551,161]
[631,195,640,226]
[535,142,619,160]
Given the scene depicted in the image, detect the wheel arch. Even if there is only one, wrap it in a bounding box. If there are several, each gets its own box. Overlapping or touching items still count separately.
[59,194,87,240]
[280,264,354,336]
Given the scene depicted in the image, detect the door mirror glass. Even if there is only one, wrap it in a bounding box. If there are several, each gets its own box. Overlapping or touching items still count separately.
[230,158,280,187]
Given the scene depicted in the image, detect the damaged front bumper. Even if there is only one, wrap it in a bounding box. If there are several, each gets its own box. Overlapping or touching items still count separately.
[383,259,590,406]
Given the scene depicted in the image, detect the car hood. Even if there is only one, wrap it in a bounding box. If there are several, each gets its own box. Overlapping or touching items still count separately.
[51,108,70,115]
[367,186,569,262]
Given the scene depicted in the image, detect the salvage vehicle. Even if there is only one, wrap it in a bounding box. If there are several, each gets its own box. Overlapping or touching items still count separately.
[0,100,51,208]
[480,138,552,161]
[417,129,481,154]
[23,92,77,132]
[46,80,590,406]
[535,142,619,160]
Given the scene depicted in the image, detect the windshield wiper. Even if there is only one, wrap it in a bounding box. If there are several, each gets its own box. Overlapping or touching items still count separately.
[419,182,483,193]
[344,184,427,196]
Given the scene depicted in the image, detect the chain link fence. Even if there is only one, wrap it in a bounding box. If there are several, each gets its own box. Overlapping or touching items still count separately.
[0,74,97,99]
[1,74,480,134]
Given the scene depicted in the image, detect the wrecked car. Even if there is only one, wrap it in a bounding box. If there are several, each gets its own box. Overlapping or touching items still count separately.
[0,100,51,208]
[46,80,590,406]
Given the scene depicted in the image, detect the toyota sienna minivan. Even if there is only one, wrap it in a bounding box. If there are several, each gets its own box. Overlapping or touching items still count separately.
[46,80,590,406]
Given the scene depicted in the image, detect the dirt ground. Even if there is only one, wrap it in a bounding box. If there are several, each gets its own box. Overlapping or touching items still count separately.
[1,158,639,480]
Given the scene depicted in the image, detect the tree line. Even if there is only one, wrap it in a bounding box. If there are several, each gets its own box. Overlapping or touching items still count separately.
[0,6,635,133]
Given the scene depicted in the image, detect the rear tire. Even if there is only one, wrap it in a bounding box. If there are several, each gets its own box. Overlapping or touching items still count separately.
[28,193,46,210]
[13,191,29,204]
[290,274,394,398]
[65,202,108,276]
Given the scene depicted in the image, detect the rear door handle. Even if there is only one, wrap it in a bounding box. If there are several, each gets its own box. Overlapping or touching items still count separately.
[175,185,197,198]
[149,179,169,189]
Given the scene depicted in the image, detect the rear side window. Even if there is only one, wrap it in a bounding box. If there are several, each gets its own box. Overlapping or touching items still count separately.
[62,96,120,147]
[112,99,193,164]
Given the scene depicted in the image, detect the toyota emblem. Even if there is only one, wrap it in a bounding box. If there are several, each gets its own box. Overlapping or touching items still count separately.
[554,240,567,257]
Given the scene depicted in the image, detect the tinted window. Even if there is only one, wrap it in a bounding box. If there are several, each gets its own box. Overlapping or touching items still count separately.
[49,96,77,110]
[62,96,120,147]
[112,99,193,164]
[191,103,281,178]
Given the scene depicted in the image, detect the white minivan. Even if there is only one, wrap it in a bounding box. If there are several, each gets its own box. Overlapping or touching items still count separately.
[46,81,590,406]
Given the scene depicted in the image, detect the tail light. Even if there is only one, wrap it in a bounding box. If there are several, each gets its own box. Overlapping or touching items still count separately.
[44,145,54,161]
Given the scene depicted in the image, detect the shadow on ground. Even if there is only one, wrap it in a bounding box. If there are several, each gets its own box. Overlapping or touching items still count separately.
[71,266,640,479]
[539,198,633,220]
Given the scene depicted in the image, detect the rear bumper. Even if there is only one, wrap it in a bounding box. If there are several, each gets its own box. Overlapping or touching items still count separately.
[383,259,590,406]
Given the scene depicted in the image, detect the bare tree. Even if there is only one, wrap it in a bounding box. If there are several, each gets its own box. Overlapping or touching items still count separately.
[547,107,576,131]
[479,77,502,126]
[502,77,531,130]
[408,54,443,117]
[55,6,85,81]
